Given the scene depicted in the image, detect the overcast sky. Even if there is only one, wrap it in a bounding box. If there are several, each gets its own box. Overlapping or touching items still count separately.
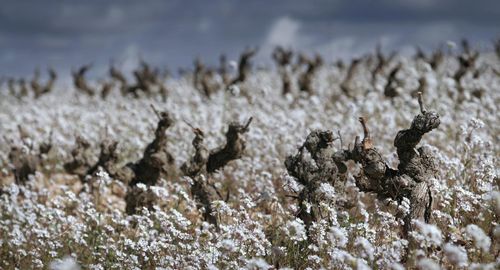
[0,0,499,76]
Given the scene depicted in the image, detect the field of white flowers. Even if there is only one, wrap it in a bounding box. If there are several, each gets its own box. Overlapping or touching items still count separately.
[0,45,498,269]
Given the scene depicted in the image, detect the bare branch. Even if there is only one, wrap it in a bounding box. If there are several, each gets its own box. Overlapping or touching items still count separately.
[150,104,161,120]
[417,92,426,114]
[337,130,343,149]
[359,117,373,150]
[243,117,253,131]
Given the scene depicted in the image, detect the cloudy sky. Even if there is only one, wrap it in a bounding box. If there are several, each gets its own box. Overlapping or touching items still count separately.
[0,0,498,76]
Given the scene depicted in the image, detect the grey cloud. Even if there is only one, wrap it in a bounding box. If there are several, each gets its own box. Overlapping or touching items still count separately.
[0,0,498,76]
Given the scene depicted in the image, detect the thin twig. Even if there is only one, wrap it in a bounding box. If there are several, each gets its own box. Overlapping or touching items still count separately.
[150,104,161,120]
[417,92,426,113]
[243,117,253,131]
[359,117,373,150]
[183,120,196,130]
[337,130,343,150]
[208,182,225,201]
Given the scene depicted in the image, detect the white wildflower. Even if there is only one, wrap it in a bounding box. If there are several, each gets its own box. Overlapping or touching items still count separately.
[220,239,237,252]
[465,224,491,252]
[469,262,497,270]
[150,186,169,200]
[246,258,271,270]
[308,255,322,265]
[412,220,442,247]
[493,225,500,242]
[468,118,484,129]
[327,226,348,248]
[136,183,148,191]
[228,84,240,96]
[354,237,374,261]
[390,263,405,270]
[283,174,303,193]
[49,256,80,270]
[416,258,440,270]
[398,197,411,216]
[356,259,371,270]
[285,219,307,242]
[329,248,355,267]
[317,182,335,201]
[443,243,468,267]
[212,200,232,216]
[489,191,500,216]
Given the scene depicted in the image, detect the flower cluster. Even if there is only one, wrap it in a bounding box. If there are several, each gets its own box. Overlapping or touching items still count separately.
[0,43,498,269]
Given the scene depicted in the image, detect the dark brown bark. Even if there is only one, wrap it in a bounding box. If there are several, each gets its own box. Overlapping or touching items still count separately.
[85,139,134,183]
[190,175,218,226]
[340,58,361,98]
[181,128,209,178]
[371,44,397,86]
[125,185,156,215]
[349,93,440,233]
[193,58,205,90]
[31,68,57,99]
[128,108,175,186]
[8,131,53,184]
[297,54,323,95]
[64,136,92,180]
[8,146,39,184]
[272,46,294,95]
[285,93,440,235]
[206,117,253,174]
[181,119,252,226]
[72,64,96,96]
[181,127,216,226]
[384,63,402,98]
[284,130,344,228]
[100,81,114,100]
[109,61,162,98]
[229,47,257,86]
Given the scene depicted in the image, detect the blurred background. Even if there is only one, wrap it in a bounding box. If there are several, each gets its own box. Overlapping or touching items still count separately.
[0,0,499,77]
